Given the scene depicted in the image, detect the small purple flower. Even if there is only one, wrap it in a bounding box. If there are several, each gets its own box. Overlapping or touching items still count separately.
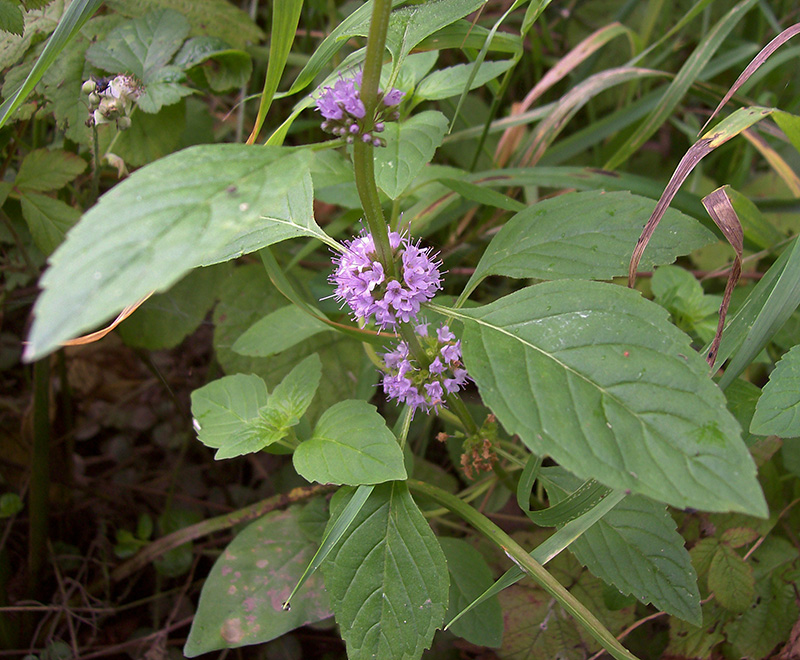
[382,88,405,106]
[330,228,442,329]
[379,321,469,414]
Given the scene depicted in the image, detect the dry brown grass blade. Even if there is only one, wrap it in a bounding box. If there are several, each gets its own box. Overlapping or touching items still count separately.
[701,187,743,368]
[628,106,774,289]
[494,22,629,166]
[700,22,800,135]
[59,293,153,347]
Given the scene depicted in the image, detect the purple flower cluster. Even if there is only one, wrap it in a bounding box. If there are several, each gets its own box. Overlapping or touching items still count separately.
[381,323,469,413]
[331,229,442,329]
[315,72,404,146]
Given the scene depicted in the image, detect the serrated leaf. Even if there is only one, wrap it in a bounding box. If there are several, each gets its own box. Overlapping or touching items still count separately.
[175,37,251,92]
[439,537,503,648]
[15,148,86,191]
[233,305,331,358]
[751,344,800,437]
[26,145,329,361]
[19,191,80,255]
[184,507,331,657]
[85,9,191,113]
[293,400,407,486]
[322,483,448,660]
[106,0,263,51]
[256,354,323,442]
[374,111,448,200]
[545,469,700,624]
[441,281,767,516]
[111,100,185,166]
[460,191,714,301]
[0,1,25,38]
[415,59,514,101]
[707,544,754,612]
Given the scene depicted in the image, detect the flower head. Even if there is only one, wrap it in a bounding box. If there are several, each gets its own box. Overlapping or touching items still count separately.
[330,228,442,329]
[314,72,405,146]
[380,323,469,414]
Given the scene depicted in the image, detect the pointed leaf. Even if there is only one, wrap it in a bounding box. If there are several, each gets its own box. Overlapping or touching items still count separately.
[0,0,24,36]
[437,282,767,515]
[233,305,331,358]
[374,110,448,199]
[26,145,329,360]
[183,506,332,657]
[751,344,800,437]
[321,482,449,660]
[293,400,407,486]
[459,191,713,303]
[20,191,80,255]
[415,59,514,101]
[707,544,754,612]
[545,469,701,624]
[15,148,86,191]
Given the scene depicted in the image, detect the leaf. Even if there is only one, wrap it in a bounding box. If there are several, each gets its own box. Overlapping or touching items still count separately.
[110,99,185,167]
[117,264,226,350]
[374,110,448,199]
[85,8,191,113]
[15,148,86,191]
[192,356,322,460]
[0,1,25,37]
[25,145,328,361]
[439,537,503,648]
[0,0,103,129]
[439,178,525,212]
[19,191,80,254]
[383,0,486,62]
[153,508,202,577]
[458,191,714,305]
[105,0,263,51]
[439,282,767,516]
[415,59,514,100]
[191,373,269,456]
[233,305,332,358]
[321,483,449,660]
[545,469,701,624]
[174,37,252,92]
[707,544,754,612]
[183,506,332,657]
[293,400,407,486]
[751,344,800,437]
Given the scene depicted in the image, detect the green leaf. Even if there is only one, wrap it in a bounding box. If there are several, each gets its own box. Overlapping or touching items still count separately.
[233,305,331,358]
[16,149,85,192]
[321,483,449,660]
[751,344,800,437]
[174,37,251,91]
[384,0,486,62]
[652,266,719,342]
[117,264,226,350]
[183,506,331,657]
[707,544,754,612]
[415,59,514,101]
[774,111,800,154]
[153,508,202,577]
[293,400,407,486]
[19,191,80,255]
[544,469,701,624]
[191,373,269,456]
[25,145,327,361]
[439,281,766,516]
[85,9,192,113]
[439,537,503,648]
[374,110,448,199]
[192,355,322,460]
[105,0,263,51]
[0,1,25,38]
[0,0,103,129]
[0,492,23,517]
[439,177,525,212]
[111,100,185,167]
[459,191,713,303]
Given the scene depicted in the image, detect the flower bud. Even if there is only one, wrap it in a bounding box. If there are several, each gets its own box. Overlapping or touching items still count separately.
[81,80,97,95]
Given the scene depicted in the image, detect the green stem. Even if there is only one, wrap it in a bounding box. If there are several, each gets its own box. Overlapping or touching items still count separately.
[28,359,50,597]
[445,391,479,436]
[352,0,395,275]
[407,480,640,660]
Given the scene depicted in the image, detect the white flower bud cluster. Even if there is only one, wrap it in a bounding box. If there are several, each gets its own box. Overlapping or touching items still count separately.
[83,75,142,130]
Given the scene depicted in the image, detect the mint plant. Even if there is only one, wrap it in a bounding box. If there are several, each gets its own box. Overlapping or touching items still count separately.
[4,1,800,658]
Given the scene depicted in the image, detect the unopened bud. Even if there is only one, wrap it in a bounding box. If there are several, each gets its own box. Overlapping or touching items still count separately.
[117,116,132,131]
[82,80,97,95]
[88,92,100,107]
